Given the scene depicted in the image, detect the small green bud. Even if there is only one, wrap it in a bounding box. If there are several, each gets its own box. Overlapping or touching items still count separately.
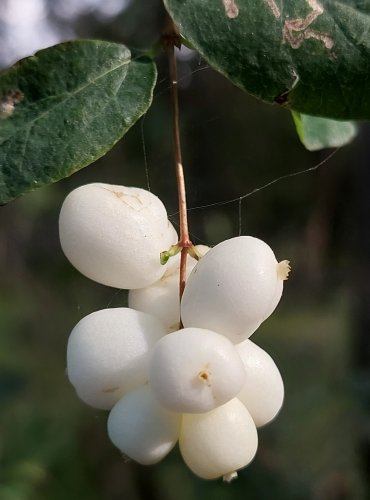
[160,244,181,265]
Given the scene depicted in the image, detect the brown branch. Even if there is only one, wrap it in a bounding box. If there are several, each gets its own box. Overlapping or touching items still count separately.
[162,18,192,318]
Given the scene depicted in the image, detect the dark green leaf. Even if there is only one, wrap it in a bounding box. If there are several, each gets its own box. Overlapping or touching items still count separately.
[292,112,357,150]
[165,0,370,119]
[0,40,157,204]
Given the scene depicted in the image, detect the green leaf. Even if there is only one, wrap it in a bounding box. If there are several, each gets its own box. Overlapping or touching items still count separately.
[165,0,370,119]
[292,112,357,151]
[0,40,157,204]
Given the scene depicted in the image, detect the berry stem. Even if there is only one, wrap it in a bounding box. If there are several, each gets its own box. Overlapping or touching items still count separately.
[163,18,192,309]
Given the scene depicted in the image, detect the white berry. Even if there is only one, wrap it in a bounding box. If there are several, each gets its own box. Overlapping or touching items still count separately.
[149,328,246,413]
[107,385,181,465]
[128,253,198,331]
[236,339,284,427]
[181,236,289,343]
[179,398,258,480]
[66,308,166,410]
[59,183,177,289]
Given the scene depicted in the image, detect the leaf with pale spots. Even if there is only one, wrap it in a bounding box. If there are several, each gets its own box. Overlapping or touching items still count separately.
[164,0,370,120]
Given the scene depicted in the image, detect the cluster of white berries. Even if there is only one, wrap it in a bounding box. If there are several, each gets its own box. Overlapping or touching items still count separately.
[59,183,290,482]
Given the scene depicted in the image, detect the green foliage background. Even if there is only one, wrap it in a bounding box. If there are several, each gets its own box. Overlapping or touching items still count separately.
[0,1,369,499]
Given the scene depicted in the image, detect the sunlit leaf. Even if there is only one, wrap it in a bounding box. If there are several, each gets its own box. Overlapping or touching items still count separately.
[292,112,357,150]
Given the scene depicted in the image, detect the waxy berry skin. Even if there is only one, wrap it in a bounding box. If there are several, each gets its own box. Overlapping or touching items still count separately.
[61,184,290,481]
[181,236,289,343]
[149,327,246,413]
[107,385,181,465]
[59,183,177,289]
[66,307,166,410]
[179,398,258,480]
[236,339,284,427]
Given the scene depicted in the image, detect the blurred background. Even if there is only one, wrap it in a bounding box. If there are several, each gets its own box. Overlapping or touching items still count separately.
[0,1,369,499]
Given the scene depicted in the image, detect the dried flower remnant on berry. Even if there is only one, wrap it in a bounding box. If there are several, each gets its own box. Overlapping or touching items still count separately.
[277,260,291,280]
